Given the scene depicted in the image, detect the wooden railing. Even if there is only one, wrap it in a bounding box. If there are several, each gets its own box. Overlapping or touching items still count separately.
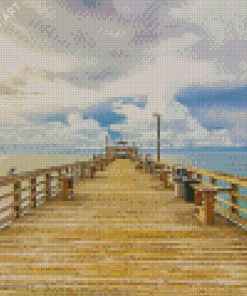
[135,154,247,229]
[0,154,115,230]
[2,152,246,232]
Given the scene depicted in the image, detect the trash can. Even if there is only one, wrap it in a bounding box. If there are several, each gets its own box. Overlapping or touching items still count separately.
[174,169,187,198]
[148,161,154,174]
[175,178,185,198]
[184,180,200,202]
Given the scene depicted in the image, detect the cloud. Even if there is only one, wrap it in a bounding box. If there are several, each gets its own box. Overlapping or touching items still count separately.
[0,0,246,151]
[169,0,247,84]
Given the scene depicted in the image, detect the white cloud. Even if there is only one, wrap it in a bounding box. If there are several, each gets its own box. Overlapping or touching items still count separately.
[170,0,247,44]
[0,0,245,150]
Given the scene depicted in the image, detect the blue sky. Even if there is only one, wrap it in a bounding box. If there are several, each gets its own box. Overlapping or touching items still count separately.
[0,0,247,152]
[176,86,247,109]
[176,85,247,132]
[77,0,105,8]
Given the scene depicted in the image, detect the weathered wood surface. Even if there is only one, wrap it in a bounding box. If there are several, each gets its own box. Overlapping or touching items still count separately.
[0,159,247,295]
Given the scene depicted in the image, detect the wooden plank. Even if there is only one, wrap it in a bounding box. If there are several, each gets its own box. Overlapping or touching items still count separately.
[191,183,218,192]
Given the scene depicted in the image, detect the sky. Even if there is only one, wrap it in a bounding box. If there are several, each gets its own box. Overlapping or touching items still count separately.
[0,0,247,153]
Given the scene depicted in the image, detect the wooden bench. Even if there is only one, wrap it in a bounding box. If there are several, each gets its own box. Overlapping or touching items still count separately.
[191,183,225,225]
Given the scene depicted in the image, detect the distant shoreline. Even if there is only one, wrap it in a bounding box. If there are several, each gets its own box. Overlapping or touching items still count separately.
[0,147,247,155]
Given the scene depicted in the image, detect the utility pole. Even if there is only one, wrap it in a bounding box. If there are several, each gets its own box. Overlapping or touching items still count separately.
[153,113,161,162]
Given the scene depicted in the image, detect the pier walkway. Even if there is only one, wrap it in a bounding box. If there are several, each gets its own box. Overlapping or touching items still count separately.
[0,159,247,295]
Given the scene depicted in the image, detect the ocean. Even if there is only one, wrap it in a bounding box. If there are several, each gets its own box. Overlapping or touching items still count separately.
[1,150,246,179]
[0,154,93,176]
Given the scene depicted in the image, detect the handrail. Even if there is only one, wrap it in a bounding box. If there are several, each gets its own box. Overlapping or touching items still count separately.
[2,152,247,233]
[136,154,247,230]
[0,154,115,230]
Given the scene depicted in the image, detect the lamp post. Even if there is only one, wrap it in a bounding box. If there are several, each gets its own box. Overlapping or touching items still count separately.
[105,135,109,154]
[153,113,161,162]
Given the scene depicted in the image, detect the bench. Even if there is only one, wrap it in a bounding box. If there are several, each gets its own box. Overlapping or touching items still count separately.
[191,183,225,225]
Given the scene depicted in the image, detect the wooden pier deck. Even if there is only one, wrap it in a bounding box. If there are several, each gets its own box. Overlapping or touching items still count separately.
[0,159,247,295]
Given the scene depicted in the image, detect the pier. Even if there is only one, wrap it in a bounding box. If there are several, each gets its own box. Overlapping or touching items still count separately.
[0,146,247,294]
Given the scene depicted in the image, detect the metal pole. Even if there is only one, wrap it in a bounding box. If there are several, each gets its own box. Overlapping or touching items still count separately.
[157,115,160,162]
[105,135,108,154]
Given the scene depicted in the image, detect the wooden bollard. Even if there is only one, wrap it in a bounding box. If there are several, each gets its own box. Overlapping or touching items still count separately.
[14,180,21,218]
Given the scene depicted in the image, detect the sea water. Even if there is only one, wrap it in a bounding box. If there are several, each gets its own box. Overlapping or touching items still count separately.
[0,154,93,176]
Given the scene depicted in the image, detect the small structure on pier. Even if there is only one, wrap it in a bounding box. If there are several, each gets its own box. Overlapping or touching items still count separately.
[106,141,138,160]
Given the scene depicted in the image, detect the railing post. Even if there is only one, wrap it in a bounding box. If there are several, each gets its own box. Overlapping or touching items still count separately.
[90,165,94,179]
[80,164,85,180]
[194,188,203,206]
[68,177,74,199]
[204,191,216,225]
[72,165,77,184]
[57,169,62,194]
[61,178,69,201]
[160,170,169,189]
[187,171,193,180]
[144,155,148,172]
[230,183,239,217]
[14,180,21,218]
[46,173,51,201]
[31,177,37,208]
[197,174,203,183]
[171,167,176,188]
[75,164,79,182]
[210,177,217,185]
